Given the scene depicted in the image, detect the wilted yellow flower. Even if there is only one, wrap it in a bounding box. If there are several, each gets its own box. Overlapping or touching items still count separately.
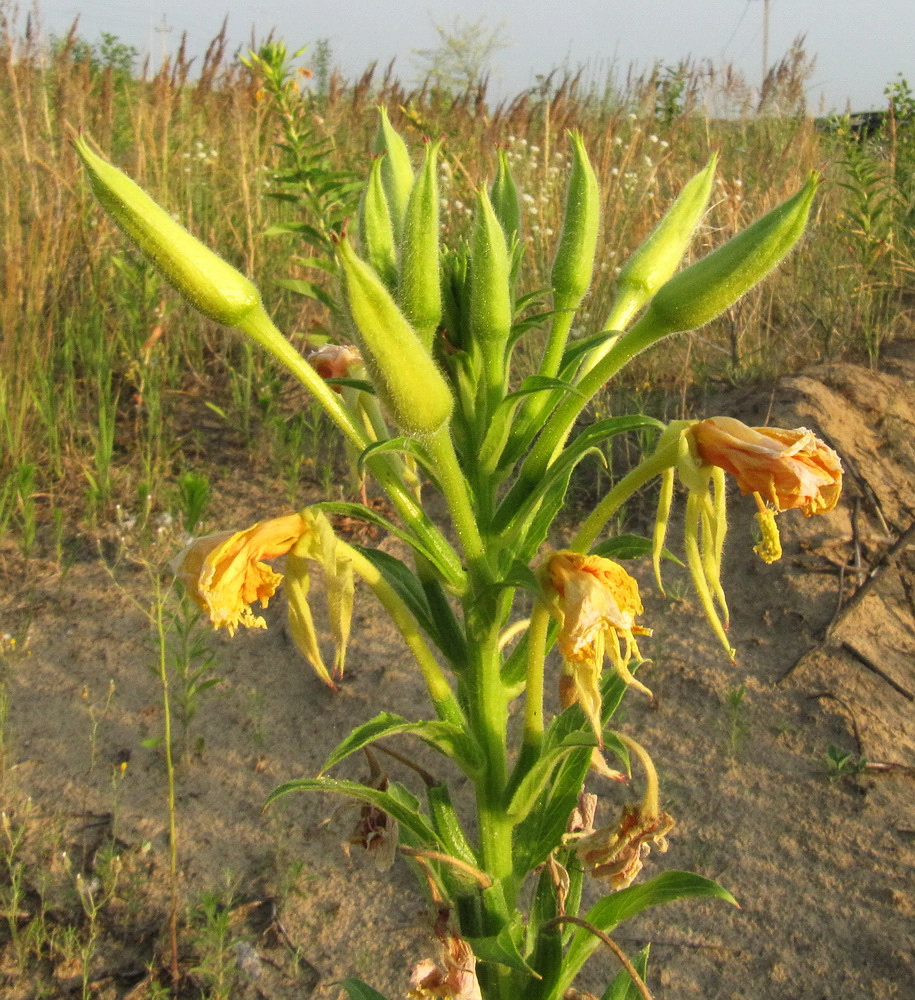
[544,551,652,744]
[306,343,363,390]
[408,932,482,1000]
[567,734,673,891]
[573,801,674,891]
[690,416,842,516]
[174,513,305,634]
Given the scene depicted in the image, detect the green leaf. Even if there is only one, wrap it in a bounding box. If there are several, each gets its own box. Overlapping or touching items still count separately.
[603,945,650,1000]
[591,533,683,565]
[333,978,393,1000]
[325,378,375,394]
[319,711,472,773]
[506,375,587,402]
[505,732,595,823]
[557,873,737,996]
[466,924,539,976]
[349,545,436,638]
[314,502,462,593]
[265,777,442,848]
[274,277,338,311]
[493,415,663,535]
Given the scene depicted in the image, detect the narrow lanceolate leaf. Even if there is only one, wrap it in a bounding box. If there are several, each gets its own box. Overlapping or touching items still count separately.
[554,872,738,997]
[265,777,442,848]
[319,711,471,774]
[334,978,394,1000]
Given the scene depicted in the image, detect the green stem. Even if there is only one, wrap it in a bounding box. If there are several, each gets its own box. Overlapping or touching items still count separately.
[571,438,680,552]
[339,541,465,730]
[522,603,550,756]
[239,305,369,451]
[424,427,488,576]
[516,311,668,490]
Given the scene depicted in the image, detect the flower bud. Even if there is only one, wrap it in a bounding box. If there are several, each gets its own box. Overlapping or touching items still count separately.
[605,153,717,332]
[639,171,819,336]
[470,187,512,347]
[74,136,261,328]
[358,156,398,290]
[374,107,414,245]
[399,138,443,349]
[337,235,453,436]
[489,148,521,244]
[550,131,600,314]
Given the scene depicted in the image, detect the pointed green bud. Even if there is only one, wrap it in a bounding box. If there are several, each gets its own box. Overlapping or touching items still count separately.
[73,136,261,328]
[490,148,521,243]
[605,153,717,332]
[638,171,820,336]
[374,106,414,244]
[338,235,453,436]
[550,131,600,313]
[470,187,512,347]
[399,137,443,349]
[358,156,398,290]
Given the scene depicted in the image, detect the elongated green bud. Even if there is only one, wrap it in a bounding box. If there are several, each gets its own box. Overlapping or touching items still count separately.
[605,153,718,332]
[490,148,521,243]
[74,136,261,328]
[358,156,398,290]
[638,171,820,336]
[550,131,600,313]
[399,138,443,349]
[470,187,512,347]
[337,236,453,436]
[374,107,414,244]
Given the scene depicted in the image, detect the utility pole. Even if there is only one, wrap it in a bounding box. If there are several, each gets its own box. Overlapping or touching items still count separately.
[155,14,172,67]
[761,0,770,87]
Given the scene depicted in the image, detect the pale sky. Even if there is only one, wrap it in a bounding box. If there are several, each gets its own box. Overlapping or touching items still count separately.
[30,0,914,113]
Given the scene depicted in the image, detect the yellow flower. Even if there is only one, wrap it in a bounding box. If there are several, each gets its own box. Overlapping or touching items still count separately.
[690,416,842,516]
[174,513,305,635]
[544,552,652,744]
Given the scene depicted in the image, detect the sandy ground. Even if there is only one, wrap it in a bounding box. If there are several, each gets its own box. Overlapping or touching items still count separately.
[1,343,913,999]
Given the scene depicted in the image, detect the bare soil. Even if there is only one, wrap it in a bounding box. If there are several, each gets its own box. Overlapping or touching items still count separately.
[1,344,913,1000]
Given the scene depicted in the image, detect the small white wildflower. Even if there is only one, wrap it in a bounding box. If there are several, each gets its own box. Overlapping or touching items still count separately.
[659,140,670,149]
[529,144,540,155]
[648,134,659,143]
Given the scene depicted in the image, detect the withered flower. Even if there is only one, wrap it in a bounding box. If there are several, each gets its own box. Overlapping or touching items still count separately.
[173,513,306,634]
[408,931,482,1000]
[568,734,674,891]
[306,343,363,390]
[544,552,652,744]
[690,416,842,516]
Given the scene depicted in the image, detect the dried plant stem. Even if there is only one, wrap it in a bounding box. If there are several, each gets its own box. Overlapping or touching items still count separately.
[151,584,181,984]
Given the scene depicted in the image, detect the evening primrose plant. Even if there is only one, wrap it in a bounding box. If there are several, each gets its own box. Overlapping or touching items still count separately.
[75,114,840,999]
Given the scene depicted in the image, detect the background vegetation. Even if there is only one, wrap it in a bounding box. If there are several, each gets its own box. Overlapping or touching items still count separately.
[1,12,914,553]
